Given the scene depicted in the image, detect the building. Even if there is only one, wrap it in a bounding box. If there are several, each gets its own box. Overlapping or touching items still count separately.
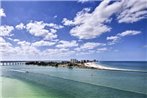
[70,59,78,63]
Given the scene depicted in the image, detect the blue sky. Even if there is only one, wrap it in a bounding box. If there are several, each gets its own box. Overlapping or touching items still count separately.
[0,0,147,61]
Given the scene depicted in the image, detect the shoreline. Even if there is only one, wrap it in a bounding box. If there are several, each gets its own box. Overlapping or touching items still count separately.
[84,62,147,73]
[9,61,147,73]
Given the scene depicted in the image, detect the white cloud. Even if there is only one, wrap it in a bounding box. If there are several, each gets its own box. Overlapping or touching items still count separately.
[107,36,119,41]
[32,40,56,47]
[81,42,105,49]
[13,39,20,42]
[0,38,75,60]
[63,0,147,39]
[75,42,105,51]
[107,30,142,45]
[107,35,120,45]
[76,50,95,55]
[47,23,63,29]
[117,0,147,23]
[26,21,56,40]
[24,21,63,40]
[26,21,50,36]
[70,24,111,39]
[0,37,12,48]
[62,0,122,39]
[0,37,16,56]
[1,40,41,57]
[7,37,20,42]
[14,45,40,56]
[97,47,107,51]
[62,18,75,26]
[15,23,26,30]
[62,8,91,26]
[0,8,6,17]
[17,41,31,46]
[0,25,14,36]
[7,37,13,41]
[78,0,89,3]
[56,40,78,48]
[118,30,141,37]
[54,15,57,18]
[44,33,57,40]
[42,48,75,57]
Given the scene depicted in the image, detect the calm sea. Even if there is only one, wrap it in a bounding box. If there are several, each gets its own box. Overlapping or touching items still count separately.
[1,61,147,98]
[99,61,147,72]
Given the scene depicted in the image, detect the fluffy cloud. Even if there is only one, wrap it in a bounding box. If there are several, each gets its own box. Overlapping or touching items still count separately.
[97,47,107,51]
[81,42,105,49]
[78,0,89,3]
[7,37,20,42]
[107,35,120,45]
[17,41,31,46]
[0,37,108,60]
[13,39,20,42]
[0,25,14,36]
[16,41,40,55]
[62,0,122,39]
[1,39,41,58]
[46,23,63,29]
[0,37,12,48]
[107,36,119,41]
[32,40,56,47]
[26,21,64,40]
[1,38,76,59]
[63,0,146,39]
[0,36,76,60]
[118,30,141,37]
[44,33,57,40]
[15,23,26,30]
[62,18,75,26]
[0,8,6,17]
[56,40,78,48]
[117,0,147,23]
[42,48,75,57]
[75,42,105,51]
[0,37,17,57]
[15,21,63,40]
[54,15,57,18]
[107,30,141,45]
[26,21,56,40]
[97,47,108,53]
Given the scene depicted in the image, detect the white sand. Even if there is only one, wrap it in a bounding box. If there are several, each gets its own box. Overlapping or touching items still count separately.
[84,62,123,70]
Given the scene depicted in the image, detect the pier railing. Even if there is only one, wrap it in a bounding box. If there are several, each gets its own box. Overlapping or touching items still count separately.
[0,61,26,66]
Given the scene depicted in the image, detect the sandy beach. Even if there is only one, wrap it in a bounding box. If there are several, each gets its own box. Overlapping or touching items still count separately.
[84,62,120,70]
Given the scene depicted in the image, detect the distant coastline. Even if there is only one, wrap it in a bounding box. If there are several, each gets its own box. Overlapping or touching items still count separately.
[24,59,129,71]
[25,60,147,73]
[25,59,99,69]
[1,60,146,72]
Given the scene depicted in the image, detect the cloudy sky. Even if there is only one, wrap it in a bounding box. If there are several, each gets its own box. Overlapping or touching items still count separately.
[0,0,147,61]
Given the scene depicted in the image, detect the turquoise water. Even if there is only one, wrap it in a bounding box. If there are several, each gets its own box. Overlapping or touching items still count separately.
[1,61,147,98]
[99,61,147,72]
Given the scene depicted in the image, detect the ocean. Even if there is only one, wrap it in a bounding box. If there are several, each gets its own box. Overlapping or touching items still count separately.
[0,61,147,98]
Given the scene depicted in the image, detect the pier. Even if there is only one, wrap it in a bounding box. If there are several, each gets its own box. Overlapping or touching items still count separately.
[0,61,26,66]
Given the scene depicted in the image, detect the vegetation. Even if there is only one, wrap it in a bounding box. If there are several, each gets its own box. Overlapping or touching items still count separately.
[25,60,97,69]
[26,61,60,67]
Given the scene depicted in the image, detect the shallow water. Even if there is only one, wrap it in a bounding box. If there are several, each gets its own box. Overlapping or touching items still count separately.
[1,61,147,98]
[99,61,147,72]
[1,73,146,98]
[0,77,60,98]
